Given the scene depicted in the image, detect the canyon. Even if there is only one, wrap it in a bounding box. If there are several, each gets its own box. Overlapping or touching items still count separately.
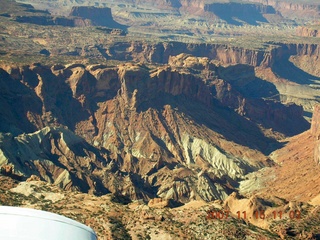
[1,0,320,239]
[0,59,293,200]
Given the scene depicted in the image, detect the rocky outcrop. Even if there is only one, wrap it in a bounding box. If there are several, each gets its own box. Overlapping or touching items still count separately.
[311,105,320,137]
[148,198,169,208]
[246,0,319,11]
[223,192,306,233]
[5,177,317,240]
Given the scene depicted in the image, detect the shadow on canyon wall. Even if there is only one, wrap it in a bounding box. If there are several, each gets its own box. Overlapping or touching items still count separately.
[204,3,276,26]
[137,93,284,155]
[272,55,320,85]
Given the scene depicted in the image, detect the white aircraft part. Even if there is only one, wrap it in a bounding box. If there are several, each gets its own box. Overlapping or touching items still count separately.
[0,206,97,240]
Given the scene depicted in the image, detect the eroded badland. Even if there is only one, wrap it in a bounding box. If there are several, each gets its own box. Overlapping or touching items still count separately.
[1,0,320,239]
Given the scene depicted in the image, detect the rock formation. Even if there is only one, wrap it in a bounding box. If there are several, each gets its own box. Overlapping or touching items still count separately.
[0,59,309,202]
[148,198,169,208]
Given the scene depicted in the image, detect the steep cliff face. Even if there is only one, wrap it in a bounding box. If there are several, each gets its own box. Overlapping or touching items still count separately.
[103,41,320,117]
[0,61,307,138]
[103,41,320,70]
[0,60,309,202]
[105,41,269,65]
[179,0,205,11]
[168,54,308,135]
[105,41,320,75]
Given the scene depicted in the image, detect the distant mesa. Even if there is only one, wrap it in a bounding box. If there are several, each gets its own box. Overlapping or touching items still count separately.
[116,0,280,26]
[6,1,126,33]
[69,6,127,30]
[204,2,277,26]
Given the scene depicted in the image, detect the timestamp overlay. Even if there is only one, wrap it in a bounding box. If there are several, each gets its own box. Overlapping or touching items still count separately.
[206,209,302,221]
